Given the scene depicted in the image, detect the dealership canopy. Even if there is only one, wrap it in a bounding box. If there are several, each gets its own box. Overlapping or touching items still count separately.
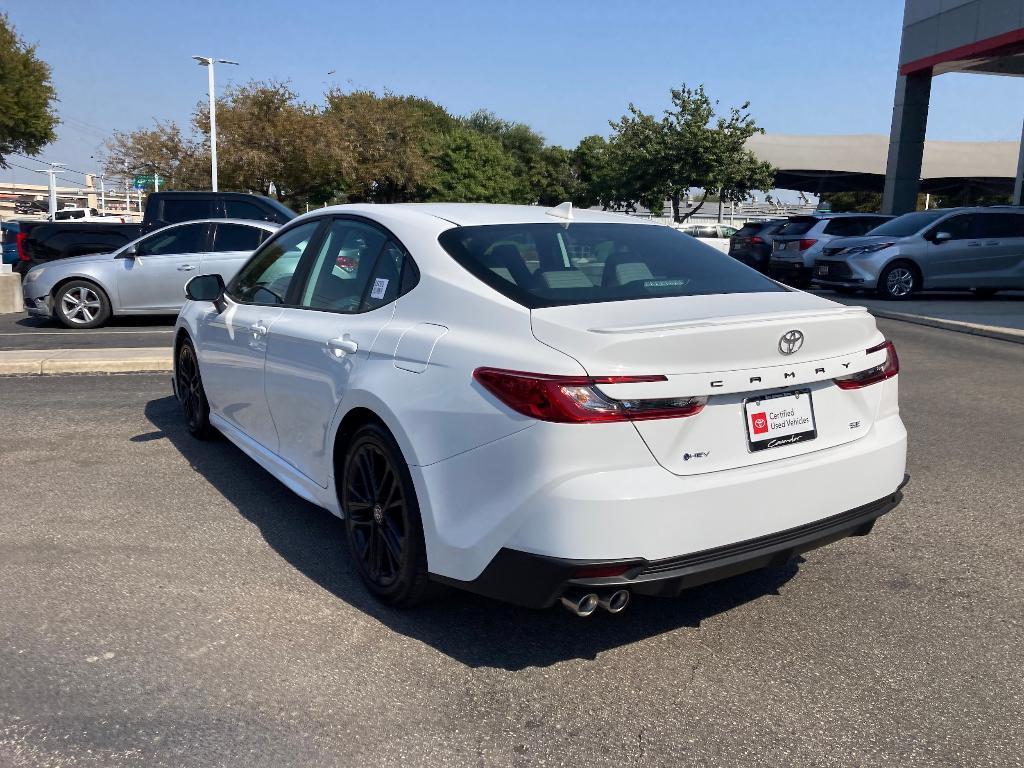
[747,133,1021,197]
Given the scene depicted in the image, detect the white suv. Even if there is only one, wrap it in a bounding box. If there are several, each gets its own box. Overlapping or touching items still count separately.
[173,203,908,615]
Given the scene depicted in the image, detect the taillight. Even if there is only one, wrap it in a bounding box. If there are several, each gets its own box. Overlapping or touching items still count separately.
[750,235,764,244]
[833,341,899,390]
[799,238,818,251]
[473,368,707,423]
[16,232,28,261]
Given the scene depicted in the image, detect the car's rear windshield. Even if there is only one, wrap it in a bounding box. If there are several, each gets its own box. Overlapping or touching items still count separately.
[438,222,785,309]
[866,210,947,237]
[776,217,818,236]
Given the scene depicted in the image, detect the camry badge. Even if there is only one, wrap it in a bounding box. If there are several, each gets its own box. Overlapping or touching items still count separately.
[778,330,804,356]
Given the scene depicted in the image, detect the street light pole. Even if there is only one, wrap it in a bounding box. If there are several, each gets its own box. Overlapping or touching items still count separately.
[34,162,66,217]
[192,55,238,192]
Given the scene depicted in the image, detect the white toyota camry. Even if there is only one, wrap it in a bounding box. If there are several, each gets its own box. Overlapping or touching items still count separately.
[173,203,907,616]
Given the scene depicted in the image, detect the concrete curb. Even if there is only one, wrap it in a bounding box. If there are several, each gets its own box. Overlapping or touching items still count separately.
[868,309,1024,345]
[0,347,172,375]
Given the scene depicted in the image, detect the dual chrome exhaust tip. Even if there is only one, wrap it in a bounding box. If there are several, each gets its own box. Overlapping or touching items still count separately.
[560,588,631,617]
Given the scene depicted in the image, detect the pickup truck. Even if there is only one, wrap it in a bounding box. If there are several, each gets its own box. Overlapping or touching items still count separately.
[13,191,295,274]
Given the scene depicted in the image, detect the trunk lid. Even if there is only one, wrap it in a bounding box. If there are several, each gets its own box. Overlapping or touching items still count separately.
[531,291,887,476]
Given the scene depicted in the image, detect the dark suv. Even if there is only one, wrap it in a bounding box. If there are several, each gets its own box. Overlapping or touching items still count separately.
[728,220,786,272]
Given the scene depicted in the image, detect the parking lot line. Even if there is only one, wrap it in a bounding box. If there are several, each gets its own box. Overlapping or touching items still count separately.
[0,328,174,337]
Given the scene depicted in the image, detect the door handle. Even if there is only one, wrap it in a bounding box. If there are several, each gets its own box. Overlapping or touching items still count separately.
[984,240,999,246]
[177,264,196,271]
[249,322,268,337]
[326,337,359,356]
[967,241,981,247]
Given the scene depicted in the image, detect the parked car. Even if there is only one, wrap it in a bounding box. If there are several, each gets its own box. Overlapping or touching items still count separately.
[677,223,738,253]
[728,219,786,272]
[14,191,296,275]
[172,203,907,614]
[769,213,893,287]
[48,207,126,221]
[1,220,20,265]
[22,219,278,328]
[813,207,1024,299]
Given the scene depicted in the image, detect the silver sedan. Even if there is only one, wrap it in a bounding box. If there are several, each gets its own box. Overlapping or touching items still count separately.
[22,218,279,328]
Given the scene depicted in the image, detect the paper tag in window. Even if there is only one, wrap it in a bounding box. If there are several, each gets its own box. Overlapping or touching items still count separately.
[370,278,389,300]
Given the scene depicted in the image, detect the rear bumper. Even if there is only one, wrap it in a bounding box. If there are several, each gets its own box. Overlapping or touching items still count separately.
[438,479,907,608]
[769,261,812,281]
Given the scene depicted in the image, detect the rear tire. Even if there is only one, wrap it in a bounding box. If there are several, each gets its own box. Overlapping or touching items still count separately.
[54,280,111,328]
[176,339,212,439]
[341,423,432,607]
[877,262,919,300]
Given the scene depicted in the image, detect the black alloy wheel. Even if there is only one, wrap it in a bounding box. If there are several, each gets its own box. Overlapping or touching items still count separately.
[176,340,212,438]
[342,424,431,606]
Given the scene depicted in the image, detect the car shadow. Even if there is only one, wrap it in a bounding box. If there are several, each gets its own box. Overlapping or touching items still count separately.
[15,314,177,329]
[143,394,802,670]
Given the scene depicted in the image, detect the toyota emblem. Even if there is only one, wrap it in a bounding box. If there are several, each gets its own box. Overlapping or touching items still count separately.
[778,330,804,355]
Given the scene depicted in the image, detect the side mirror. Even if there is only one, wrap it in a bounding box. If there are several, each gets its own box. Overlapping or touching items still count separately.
[932,231,952,243]
[120,245,138,259]
[185,273,226,305]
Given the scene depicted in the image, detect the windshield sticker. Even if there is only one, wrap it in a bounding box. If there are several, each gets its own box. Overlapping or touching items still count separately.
[370,278,389,300]
[644,279,691,288]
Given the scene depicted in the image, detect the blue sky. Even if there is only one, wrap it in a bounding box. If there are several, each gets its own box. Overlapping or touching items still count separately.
[5,0,1024,187]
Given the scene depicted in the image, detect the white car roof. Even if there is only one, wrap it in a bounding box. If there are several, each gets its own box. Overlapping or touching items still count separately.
[301,203,651,228]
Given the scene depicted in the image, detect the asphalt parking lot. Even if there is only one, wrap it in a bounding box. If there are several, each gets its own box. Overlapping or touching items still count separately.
[822,289,1024,332]
[1,320,1022,767]
[0,312,173,351]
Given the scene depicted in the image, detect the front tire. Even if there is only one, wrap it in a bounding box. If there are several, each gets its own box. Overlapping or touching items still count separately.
[877,262,919,300]
[54,280,111,328]
[341,424,431,607]
[176,339,212,439]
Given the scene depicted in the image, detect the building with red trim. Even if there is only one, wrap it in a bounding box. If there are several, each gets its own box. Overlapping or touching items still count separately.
[883,0,1024,213]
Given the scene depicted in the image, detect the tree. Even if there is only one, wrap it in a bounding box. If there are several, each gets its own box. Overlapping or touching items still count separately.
[606,84,775,221]
[571,135,617,209]
[103,120,206,189]
[325,90,452,203]
[462,110,550,204]
[425,126,519,203]
[195,81,348,207]
[0,14,58,166]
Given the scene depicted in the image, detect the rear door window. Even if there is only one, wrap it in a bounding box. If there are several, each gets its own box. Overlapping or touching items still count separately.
[161,198,213,223]
[135,223,208,256]
[823,218,880,237]
[973,213,1024,238]
[225,199,271,221]
[213,223,266,252]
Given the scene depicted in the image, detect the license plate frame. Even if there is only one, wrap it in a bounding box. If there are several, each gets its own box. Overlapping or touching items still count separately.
[743,389,818,453]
